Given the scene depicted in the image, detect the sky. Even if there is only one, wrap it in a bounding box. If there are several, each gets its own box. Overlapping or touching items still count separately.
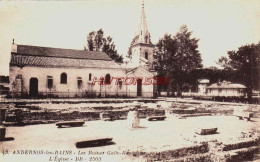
[0,0,260,75]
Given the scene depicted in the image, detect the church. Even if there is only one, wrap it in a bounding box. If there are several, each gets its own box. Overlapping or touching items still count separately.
[9,2,157,98]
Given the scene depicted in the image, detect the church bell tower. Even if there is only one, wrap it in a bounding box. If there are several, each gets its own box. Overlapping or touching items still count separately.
[130,0,155,70]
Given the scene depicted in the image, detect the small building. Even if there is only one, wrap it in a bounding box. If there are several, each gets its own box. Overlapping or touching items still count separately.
[207,81,246,97]
[198,79,210,94]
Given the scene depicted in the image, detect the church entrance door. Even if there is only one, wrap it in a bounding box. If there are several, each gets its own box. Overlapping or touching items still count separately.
[137,79,142,96]
[29,78,38,97]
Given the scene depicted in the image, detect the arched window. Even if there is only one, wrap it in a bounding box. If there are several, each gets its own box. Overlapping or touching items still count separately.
[47,76,53,89]
[77,77,82,89]
[105,74,111,85]
[119,79,122,89]
[145,36,148,43]
[60,73,67,84]
[89,73,92,81]
[145,51,148,60]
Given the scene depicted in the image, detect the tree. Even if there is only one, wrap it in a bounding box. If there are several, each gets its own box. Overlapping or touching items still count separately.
[188,67,236,89]
[86,29,123,63]
[154,25,202,97]
[154,34,177,95]
[126,36,138,59]
[217,42,260,102]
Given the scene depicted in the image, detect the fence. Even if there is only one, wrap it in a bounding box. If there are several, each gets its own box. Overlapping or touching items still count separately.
[0,90,155,102]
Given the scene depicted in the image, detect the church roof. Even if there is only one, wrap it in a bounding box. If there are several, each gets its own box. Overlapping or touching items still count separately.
[10,44,122,69]
[126,66,154,76]
[10,54,121,69]
[14,45,112,61]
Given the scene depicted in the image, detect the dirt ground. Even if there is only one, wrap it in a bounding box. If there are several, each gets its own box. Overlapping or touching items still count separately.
[1,113,260,161]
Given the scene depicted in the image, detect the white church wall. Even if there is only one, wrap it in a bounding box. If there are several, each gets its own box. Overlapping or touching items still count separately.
[130,44,154,70]
[9,65,132,97]
[9,65,156,98]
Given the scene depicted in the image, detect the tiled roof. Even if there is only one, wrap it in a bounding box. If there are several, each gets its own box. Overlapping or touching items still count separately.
[10,54,122,69]
[15,45,112,61]
[207,82,246,89]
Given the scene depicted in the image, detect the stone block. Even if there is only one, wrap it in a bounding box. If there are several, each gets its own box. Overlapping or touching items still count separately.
[56,120,85,128]
[195,128,218,135]
[76,137,113,148]
[147,116,166,121]
[0,126,6,141]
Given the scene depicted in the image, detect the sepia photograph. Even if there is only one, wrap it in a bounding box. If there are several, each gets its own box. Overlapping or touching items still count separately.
[0,0,260,161]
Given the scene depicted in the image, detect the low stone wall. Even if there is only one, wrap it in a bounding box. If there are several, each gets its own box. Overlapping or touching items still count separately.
[222,138,260,151]
[23,111,100,121]
[170,106,234,117]
[129,143,209,161]
[4,107,165,125]
[179,113,212,118]
[172,153,212,162]
[128,137,260,161]
[170,108,197,114]
[138,109,165,118]
[101,110,128,119]
[214,146,259,162]
[231,146,259,161]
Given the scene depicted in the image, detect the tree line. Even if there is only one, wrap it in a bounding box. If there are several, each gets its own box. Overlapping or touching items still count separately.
[85,27,260,102]
[217,42,260,101]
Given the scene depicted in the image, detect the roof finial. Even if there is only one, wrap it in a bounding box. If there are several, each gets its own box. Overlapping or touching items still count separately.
[12,39,14,44]
[142,0,144,8]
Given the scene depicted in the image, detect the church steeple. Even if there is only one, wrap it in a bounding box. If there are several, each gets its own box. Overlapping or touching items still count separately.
[134,0,151,45]
[128,0,154,70]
